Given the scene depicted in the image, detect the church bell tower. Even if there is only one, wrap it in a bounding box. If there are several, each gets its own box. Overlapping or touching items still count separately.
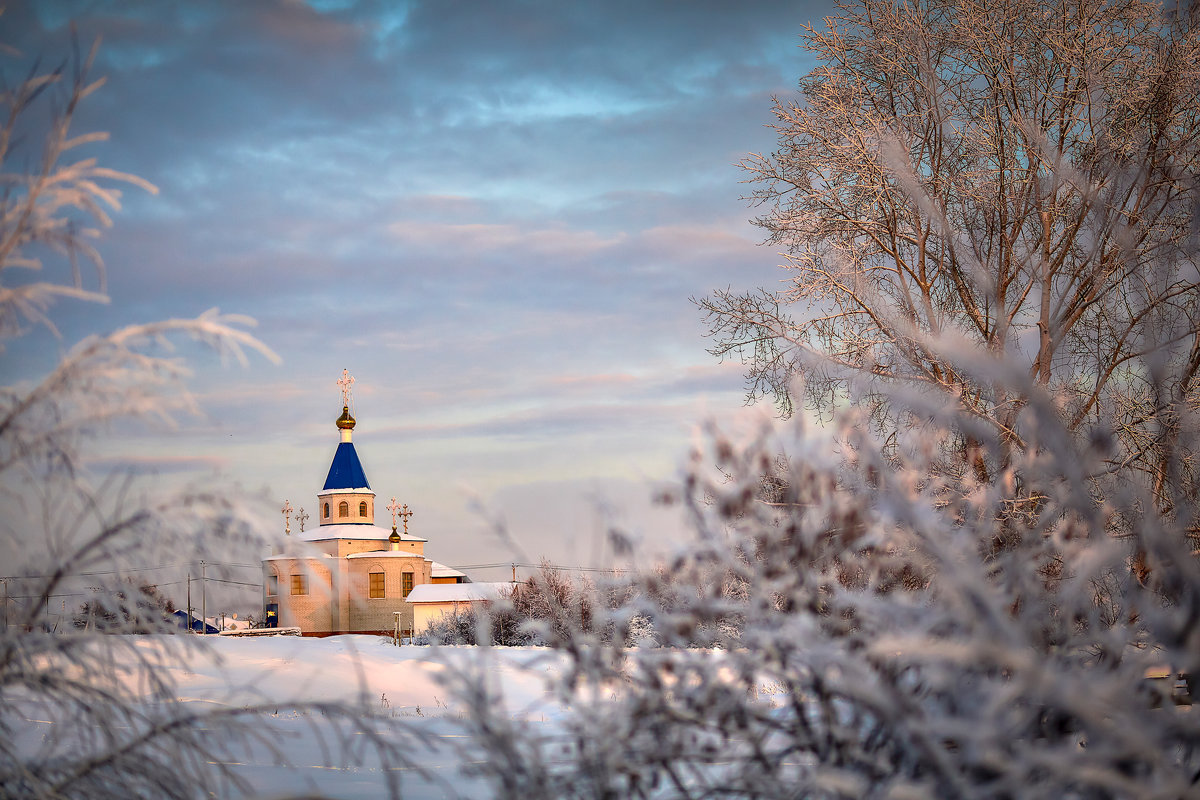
[317,370,376,526]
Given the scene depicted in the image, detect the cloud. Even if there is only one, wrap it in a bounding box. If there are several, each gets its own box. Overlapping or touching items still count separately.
[386,221,621,260]
[83,454,229,476]
[5,0,839,571]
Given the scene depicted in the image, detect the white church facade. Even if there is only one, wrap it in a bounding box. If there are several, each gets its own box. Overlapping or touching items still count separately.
[262,372,468,637]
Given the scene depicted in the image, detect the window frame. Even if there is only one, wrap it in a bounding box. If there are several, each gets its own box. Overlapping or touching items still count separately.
[267,574,278,596]
[402,571,414,598]
[290,574,307,596]
[338,501,349,518]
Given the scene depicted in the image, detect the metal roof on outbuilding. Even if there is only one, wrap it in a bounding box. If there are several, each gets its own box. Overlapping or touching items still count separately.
[405,582,512,604]
[430,561,468,580]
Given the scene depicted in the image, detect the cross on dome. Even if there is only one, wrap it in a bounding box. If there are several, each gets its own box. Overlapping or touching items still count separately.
[399,503,413,535]
[387,496,401,528]
[281,499,293,535]
[337,369,355,408]
[334,370,358,437]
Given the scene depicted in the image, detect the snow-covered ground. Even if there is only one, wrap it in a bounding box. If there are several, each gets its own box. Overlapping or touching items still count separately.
[12,634,570,799]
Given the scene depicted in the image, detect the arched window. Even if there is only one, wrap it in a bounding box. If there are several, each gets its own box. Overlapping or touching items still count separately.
[338,501,349,517]
[323,503,330,518]
[359,501,367,516]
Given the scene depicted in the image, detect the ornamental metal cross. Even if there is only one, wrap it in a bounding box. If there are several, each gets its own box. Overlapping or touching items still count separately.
[386,496,401,528]
[295,507,309,533]
[399,504,413,535]
[337,369,355,407]
[281,500,293,535]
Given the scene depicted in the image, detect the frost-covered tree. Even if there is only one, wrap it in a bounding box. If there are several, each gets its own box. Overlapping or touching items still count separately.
[701,0,1200,510]
[72,580,175,632]
[449,340,1200,799]
[0,36,418,799]
[442,1,1200,795]
[422,563,595,647]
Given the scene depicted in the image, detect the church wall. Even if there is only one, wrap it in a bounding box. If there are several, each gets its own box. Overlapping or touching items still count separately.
[345,556,431,634]
[336,538,424,558]
[317,490,375,525]
[301,540,338,557]
[331,557,350,633]
[266,557,335,633]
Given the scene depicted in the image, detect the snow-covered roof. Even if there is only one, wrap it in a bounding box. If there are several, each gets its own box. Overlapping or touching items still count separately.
[405,582,512,604]
[263,553,336,561]
[430,561,467,580]
[322,442,370,490]
[345,551,427,560]
[298,523,427,543]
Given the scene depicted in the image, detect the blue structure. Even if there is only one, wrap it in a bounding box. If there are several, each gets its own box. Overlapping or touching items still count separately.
[172,610,219,634]
[323,441,370,490]
[312,402,378,526]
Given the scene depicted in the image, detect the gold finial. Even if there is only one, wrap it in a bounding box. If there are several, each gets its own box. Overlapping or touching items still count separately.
[336,405,356,430]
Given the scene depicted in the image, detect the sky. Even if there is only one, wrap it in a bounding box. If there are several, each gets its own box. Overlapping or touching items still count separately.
[3,0,834,581]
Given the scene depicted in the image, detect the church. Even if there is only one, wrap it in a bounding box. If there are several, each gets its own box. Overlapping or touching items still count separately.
[262,371,468,637]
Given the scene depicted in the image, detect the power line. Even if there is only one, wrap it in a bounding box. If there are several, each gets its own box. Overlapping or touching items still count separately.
[0,563,180,581]
[4,580,185,601]
[204,577,261,588]
[0,560,261,582]
[4,560,628,588]
[450,562,629,574]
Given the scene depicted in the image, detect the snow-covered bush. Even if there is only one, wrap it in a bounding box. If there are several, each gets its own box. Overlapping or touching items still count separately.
[419,609,484,646]
[450,367,1200,798]
[421,563,594,647]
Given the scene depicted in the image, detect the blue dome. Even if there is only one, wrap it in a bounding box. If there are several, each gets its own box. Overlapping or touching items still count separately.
[323,442,370,490]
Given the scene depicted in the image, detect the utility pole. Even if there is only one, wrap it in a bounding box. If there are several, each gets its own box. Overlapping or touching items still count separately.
[512,563,517,583]
[201,560,207,635]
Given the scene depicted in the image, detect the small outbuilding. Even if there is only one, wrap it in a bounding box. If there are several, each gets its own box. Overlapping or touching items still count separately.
[405,582,512,634]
